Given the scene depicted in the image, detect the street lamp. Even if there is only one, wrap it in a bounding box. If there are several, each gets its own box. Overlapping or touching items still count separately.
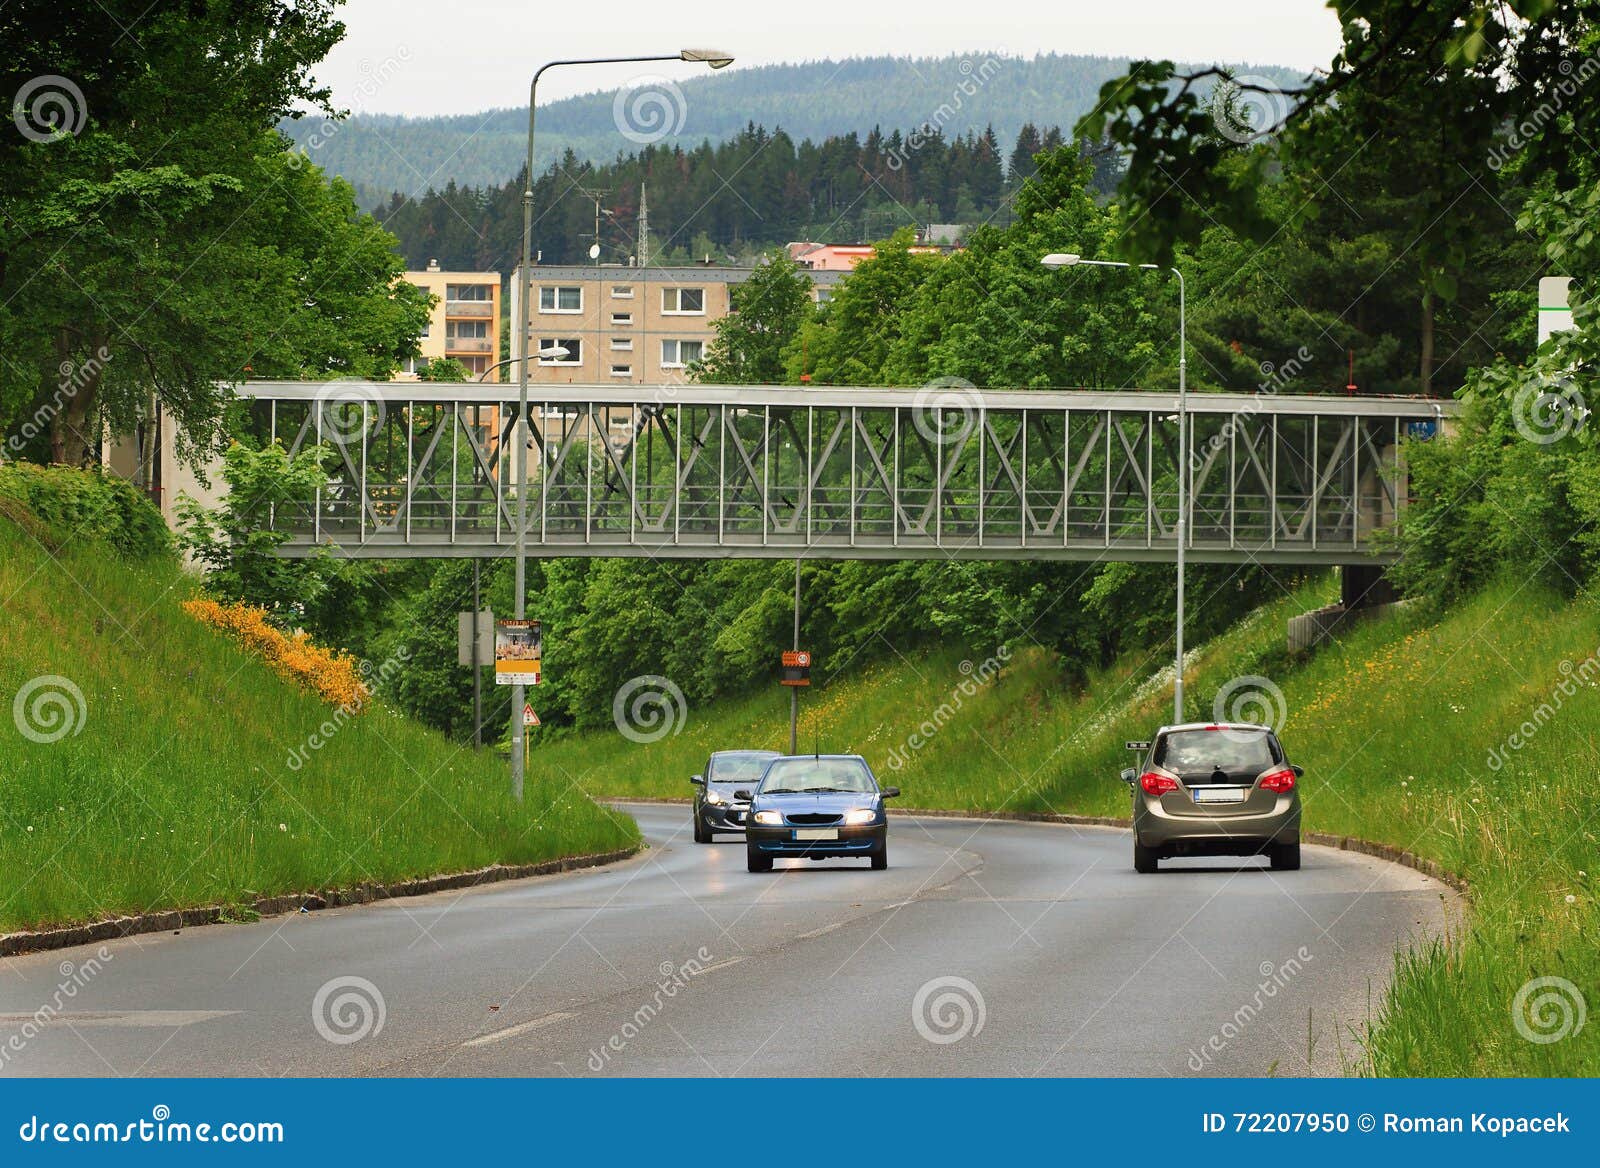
[511,51,733,800]
[1042,251,1189,724]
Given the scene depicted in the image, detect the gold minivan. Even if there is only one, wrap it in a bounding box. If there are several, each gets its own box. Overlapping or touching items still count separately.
[1121,723,1302,873]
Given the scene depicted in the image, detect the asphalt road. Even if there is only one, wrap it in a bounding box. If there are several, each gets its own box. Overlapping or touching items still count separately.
[0,804,1454,1077]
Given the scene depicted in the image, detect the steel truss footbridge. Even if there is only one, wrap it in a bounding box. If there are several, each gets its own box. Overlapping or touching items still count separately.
[237,382,1455,565]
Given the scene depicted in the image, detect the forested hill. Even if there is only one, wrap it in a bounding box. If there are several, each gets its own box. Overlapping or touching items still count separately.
[283,52,1303,208]
[372,124,1122,273]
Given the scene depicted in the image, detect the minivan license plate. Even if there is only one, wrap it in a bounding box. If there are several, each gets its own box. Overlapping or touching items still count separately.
[1193,787,1245,804]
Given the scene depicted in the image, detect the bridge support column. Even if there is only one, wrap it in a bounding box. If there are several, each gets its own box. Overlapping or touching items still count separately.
[1340,563,1395,610]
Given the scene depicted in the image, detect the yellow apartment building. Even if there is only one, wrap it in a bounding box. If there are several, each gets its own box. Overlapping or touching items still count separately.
[398,261,502,381]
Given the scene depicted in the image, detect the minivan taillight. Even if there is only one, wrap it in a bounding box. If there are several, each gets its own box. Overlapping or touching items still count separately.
[1259,768,1296,793]
[1140,772,1179,796]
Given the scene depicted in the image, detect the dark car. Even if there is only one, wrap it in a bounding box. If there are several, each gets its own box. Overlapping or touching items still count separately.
[742,754,899,872]
[689,750,781,842]
[1121,722,1303,873]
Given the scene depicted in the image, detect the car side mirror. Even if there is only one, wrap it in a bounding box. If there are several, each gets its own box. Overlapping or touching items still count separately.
[1120,767,1137,785]
[734,789,752,801]
[880,786,900,799]
[690,775,705,786]
[1290,764,1304,778]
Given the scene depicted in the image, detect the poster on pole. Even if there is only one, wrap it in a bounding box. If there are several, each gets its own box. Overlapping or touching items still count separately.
[495,619,541,686]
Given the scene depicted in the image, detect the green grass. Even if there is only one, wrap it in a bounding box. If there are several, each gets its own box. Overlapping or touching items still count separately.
[0,514,638,935]
[549,576,1598,1076]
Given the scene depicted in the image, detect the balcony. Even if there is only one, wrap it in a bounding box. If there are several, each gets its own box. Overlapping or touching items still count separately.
[446,300,493,318]
[446,336,494,353]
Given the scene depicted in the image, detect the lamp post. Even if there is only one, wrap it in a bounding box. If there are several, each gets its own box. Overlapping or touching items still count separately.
[511,50,733,800]
[1041,252,1188,724]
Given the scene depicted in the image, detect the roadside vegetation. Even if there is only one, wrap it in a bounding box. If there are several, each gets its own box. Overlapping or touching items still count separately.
[0,470,638,935]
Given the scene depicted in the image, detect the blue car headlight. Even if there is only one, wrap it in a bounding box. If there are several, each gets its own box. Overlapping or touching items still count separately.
[842,807,878,825]
[752,810,783,826]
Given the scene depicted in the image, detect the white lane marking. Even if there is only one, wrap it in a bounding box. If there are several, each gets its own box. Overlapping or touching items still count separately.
[461,1010,575,1048]
[696,957,744,975]
[796,922,844,940]
[0,1010,237,1028]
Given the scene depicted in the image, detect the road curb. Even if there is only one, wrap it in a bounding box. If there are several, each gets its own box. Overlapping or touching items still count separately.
[0,846,641,959]
[613,798,1467,893]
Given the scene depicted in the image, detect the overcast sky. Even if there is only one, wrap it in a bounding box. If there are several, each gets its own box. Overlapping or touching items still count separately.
[312,0,1344,117]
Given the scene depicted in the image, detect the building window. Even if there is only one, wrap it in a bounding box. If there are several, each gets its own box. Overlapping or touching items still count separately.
[661,339,703,368]
[610,337,633,351]
[446,320,488,339]
[539,286,582,313]
[538,338,582,364]
[610,312,633,326]
[610,364,632,378]
[419,320,431,338]
[611,285,634,299]
[447,283,491,301]
[461,356,488,375]
[662,287,705,314]
[815,287,834,304]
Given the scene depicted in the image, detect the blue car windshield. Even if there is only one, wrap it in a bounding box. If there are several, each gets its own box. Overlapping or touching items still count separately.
[709,753,778,783]
[759,758,876,794]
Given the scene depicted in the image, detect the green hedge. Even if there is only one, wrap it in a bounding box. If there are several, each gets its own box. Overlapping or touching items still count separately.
[0,461,172,560]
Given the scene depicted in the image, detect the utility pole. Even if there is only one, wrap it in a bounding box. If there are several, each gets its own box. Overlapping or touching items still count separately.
[789,557,800,754]
[471,559,483,749]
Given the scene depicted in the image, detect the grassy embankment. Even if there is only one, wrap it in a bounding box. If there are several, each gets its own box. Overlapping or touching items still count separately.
[0,483,638,935]
[545,576,1597,1076]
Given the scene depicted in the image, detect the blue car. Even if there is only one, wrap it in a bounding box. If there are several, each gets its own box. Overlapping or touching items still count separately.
[741,754,899,872]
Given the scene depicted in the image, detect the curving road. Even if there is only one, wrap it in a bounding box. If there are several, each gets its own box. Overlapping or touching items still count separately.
[0,805,1454,1077]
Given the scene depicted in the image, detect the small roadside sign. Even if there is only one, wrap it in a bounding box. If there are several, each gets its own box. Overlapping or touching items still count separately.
[523,704,539,727]
[780,650,812,687]
[495,619,542,686]
[457,609,494,667]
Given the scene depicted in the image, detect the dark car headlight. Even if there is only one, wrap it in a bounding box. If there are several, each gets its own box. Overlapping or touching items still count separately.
[704,788,725,806]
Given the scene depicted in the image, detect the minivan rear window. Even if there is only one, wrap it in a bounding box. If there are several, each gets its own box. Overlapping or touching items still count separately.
[1155,729,1280,774]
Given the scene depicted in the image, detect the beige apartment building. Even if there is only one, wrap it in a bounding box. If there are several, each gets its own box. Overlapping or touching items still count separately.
[509,263,843,385]
[398,261,502,381]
